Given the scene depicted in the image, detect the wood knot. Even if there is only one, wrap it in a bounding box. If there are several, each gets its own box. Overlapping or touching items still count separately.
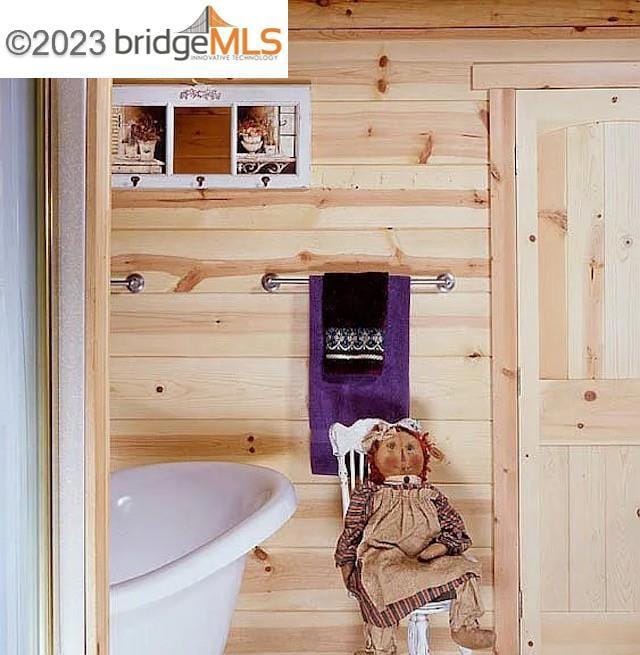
[315,0,330,6]
[378,55,389,68]
[377,78,388,94]
[584,390,597,402]
[489,164,501,182]
[473,190,487,205]
[253,546,269,561]
[367,126,374,137]
[418,133,433,164]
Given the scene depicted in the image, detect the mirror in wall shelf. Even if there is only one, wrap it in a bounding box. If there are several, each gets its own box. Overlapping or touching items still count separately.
[111,84,311,189]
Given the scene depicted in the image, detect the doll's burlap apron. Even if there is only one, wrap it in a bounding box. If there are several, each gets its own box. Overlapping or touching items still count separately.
[356,485,483,628]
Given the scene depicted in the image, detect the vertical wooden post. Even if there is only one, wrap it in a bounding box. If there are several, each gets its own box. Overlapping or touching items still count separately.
[489,87,520,655]
[85,78,111,655]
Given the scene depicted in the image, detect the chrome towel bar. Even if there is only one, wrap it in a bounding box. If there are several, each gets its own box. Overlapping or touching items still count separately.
[261,272,456,293]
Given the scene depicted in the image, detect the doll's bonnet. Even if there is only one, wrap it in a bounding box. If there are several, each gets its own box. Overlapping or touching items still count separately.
[360,417,423,453]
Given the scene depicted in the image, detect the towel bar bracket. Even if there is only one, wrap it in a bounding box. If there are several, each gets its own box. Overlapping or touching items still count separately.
[110,273,145,294]
[261,272,456,294]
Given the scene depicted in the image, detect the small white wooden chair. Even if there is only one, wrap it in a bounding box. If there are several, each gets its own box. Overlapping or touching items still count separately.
[330,419,472,655]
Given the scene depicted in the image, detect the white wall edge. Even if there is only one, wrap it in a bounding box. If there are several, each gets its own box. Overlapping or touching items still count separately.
[54,78,87,655]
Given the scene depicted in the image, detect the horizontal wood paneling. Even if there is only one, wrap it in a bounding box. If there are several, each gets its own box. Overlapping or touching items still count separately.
[289,1,640,30]
[238,546,493,611]
[107,28,640,655]
[111,228,488,262]
[267,483,492,548]
[109,30,640,655]
[110,418,492,484]
[110,356,491,420]
[112,35,495,651]
[118,38,640,104]
[111,228,489,293]
[312,165,488,191]
[225,609,494,654]
[110,291,490,358]
[112,166,489,227]
[288,39,640,100]
[113,201,488,230]
[117,29,640,48]
[113,183,488,213]
[296,59,487,101]
[313,101,487,165]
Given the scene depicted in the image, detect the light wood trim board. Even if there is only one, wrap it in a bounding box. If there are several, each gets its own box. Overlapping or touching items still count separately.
[473,61,640,89]
[489,87,520,655]
[85,78,112,655]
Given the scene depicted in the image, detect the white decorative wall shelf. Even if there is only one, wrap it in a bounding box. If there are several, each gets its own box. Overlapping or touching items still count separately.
[111,84,311,190]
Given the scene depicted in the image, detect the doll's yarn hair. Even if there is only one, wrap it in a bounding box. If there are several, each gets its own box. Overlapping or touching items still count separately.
[367,427,444,484]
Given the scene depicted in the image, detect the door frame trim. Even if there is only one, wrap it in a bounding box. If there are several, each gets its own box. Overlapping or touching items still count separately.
[487,62,640,654]
[85,78,112,655]
[488,88,520,655]
[473,60,640,90]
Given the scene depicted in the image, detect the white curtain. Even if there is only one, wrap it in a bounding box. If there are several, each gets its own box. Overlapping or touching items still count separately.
[0,78,39,655]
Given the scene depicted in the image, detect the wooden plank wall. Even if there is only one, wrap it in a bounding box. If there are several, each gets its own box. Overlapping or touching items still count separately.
[110,14,640,655]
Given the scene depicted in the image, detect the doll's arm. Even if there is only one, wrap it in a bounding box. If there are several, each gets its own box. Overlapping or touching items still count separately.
[417,542,448,561]
[334,485,371,581]
[431,488,472,555]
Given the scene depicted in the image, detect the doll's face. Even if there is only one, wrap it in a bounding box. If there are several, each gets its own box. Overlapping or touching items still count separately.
[372,429,425,479]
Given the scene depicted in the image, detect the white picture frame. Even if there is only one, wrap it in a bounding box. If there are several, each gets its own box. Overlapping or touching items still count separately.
[111,84,311,189]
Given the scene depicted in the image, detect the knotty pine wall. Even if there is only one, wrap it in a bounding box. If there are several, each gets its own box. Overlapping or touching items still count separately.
[110,23,640,655]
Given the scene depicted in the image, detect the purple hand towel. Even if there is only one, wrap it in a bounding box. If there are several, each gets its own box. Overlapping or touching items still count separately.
[309,274,411,475]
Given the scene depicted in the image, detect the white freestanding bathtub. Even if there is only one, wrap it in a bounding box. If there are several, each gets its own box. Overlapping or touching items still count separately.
[109,461,297,655]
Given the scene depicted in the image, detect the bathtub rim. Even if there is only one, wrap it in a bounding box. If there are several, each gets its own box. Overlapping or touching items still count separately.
[109,461,297,615]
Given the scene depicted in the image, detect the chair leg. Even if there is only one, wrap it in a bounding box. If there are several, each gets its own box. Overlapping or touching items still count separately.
[407,613,430,655]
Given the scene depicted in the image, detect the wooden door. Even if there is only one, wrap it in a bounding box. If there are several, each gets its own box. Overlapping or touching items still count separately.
[516,89,640,655]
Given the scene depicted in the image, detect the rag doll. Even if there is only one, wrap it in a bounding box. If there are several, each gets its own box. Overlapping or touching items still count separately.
[334,418,495,655]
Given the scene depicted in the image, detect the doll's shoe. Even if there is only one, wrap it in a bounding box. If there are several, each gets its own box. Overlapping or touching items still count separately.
[354,645,397,655]
[357,623,398,655]
[451,627,496,650]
